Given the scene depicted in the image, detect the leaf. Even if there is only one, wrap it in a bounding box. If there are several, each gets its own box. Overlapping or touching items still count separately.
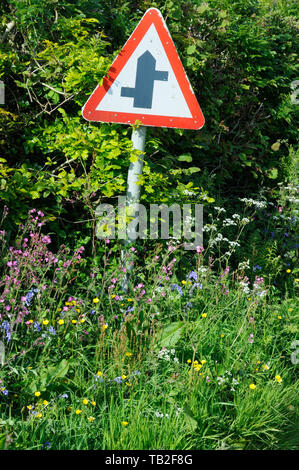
[271,142,280,151]
[268,168,278,179]
[186,167,201,174]
[156,322,183,348]
[187,44,196,55]
[183,404,198,431]
[178,154,192,163]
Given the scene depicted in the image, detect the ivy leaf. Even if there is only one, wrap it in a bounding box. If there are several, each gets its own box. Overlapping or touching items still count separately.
[178,154,192,163]
[271,142,280,151]
[187,44,196,55]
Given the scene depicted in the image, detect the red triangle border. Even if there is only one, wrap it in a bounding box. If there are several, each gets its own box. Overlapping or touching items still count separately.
[82,8,205,130]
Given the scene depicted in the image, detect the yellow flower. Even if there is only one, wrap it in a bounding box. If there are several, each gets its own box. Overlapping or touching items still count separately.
[57,308,62,312]
[200,360,207,365]
[187,359,192,363]
[262,364,269,370]
[58,319,64,325]
[127,298,133,302]
[249,384,256,390]
[193,360,198,365]
[257,360,261,364]
[275,375,282,384]
[125,352,132,357]
[295,279,299,282]
[88,416,95,422]
[96,371,102,377]
[121,421,129,426]
[42,319,49,326]
[28,319,33,324]
[181,280,186,285]
[288,308,293,313]
[43,400,49,406]
[79,318,85,324]
[93,298,100,304]
[72,320,77,324]
[101,324,108,331]
[221,334,225,338]
[121,375,127,380]
[82,399,88,405]
[91,401,96,407]
[286,269,291,274]
[34,391,41,397]
[248,297,251,301]
[75,409,82,415]
[27,405,33,410]
[126,382,131,387]
[72,300,77,305]
[277,315,282,320]
[76,308,81,313]
[111,294,116,299]
[36,413,42,419]
[201,313,207,318]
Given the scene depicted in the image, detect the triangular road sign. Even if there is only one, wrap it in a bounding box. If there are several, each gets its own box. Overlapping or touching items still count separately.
[82,8,205,130]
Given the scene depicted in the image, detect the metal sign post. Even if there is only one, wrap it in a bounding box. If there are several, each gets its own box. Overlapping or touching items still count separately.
[121,126,147,291]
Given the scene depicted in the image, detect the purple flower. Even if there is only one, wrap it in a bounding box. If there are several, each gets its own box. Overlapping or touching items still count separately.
[171,284,183,296]
[1,321,11,342]
[188,271,198,281]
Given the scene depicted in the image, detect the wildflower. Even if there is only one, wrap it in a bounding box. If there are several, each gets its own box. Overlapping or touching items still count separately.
[249,384,256,390]
[262,364,270,370]
[121,375,127,380]
[72,320,77,324]
[93,298,100,304]
[181,280,186,285]
[126,382,131,387]
[96,371,103,377]
[79,318,85,324]
[34,391,41,397]
[101,324,108,331]
[41,442,51,449]
[277,315,282,320]
[288,308,293,313]
[42,319,49,326]
[75,409,82,415]
[82,399,88,405]
[91,401,96,406]
[201,313,207,318]
[36,413,42,419]
[58,319,64,325]
[127,298,133,302]
[187,359,192,363]
[88,416,95,422]
[275,375,282,384]
[221,334,225,338]
[125,352,132,357]
[121,421,129,426]
[27,405,33,410]
[286,269,291,274]
[43,400,49,406]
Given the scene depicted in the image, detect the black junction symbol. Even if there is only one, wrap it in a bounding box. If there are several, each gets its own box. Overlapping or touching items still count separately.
[121,50,168,109]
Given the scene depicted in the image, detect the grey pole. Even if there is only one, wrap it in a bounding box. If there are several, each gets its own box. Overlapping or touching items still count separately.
[121,126,147,292]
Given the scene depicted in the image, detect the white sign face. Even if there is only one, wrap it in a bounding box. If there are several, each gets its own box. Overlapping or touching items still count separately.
[82,8,205,129]
[97,24,192,118]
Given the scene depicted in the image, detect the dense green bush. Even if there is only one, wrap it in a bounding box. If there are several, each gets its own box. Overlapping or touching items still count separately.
[1,0,298,227]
